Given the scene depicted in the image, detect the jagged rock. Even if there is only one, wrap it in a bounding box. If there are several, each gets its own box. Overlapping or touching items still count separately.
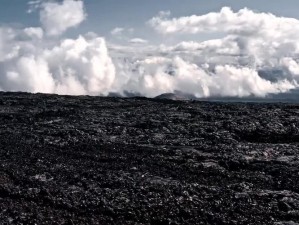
[0,92,299,224]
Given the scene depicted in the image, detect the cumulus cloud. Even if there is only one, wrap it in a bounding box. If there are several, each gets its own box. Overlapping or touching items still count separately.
[149,7,299,37]
[39,0,86,36]
[111,55,296,98]
[0,28,115,95]
[148,7,299,65]
[1,3,299,98]
[139,7,299,97]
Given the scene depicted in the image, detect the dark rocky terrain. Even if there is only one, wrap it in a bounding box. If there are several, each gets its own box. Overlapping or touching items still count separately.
[1,92,299,225]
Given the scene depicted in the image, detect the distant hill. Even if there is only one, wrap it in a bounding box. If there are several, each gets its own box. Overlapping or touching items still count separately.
[154,88,299,103]
[155,91,196,101]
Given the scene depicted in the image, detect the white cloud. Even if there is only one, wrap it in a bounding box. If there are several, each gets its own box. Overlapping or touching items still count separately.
[280,57,299,77]
[148,7,299,67]
[44,36,116,95]
[162,38,239,56]
[0,23,297,98]
[110,27,134,38]
[157,10,171,19]
[148,7,299,65]
[145,7,299,95]
[0,28,116,95]
[111,55,296,98]
[40,0,86,36]
[24,27,44,39]
[111,27,125,36]
[149,7,299,38]
[27,0,43,13]
[129,38,148,44]
[0,4,299,98]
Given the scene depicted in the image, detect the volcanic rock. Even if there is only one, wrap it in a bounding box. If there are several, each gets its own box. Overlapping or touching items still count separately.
[0,92,299,224]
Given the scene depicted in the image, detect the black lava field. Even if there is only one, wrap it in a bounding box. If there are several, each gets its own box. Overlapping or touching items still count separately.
[1,92,299,225]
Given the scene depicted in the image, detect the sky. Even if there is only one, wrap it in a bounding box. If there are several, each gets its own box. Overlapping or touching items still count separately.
[3,0,299,43]
[1,0,299,97]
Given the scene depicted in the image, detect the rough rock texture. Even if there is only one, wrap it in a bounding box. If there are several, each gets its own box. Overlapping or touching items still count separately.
[0,92,299,225]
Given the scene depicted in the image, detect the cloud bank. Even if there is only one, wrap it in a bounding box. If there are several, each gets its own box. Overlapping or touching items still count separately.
[0,0,114,95]
[0,2,299,98]
[0,29,115,95]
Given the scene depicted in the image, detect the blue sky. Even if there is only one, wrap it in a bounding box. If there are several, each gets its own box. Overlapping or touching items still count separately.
[1,0,299,41]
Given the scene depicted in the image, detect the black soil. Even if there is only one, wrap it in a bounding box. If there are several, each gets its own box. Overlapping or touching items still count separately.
[1,92,299,225]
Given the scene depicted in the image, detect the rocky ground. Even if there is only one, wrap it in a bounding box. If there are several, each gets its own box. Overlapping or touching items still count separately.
[0,92,299,225]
